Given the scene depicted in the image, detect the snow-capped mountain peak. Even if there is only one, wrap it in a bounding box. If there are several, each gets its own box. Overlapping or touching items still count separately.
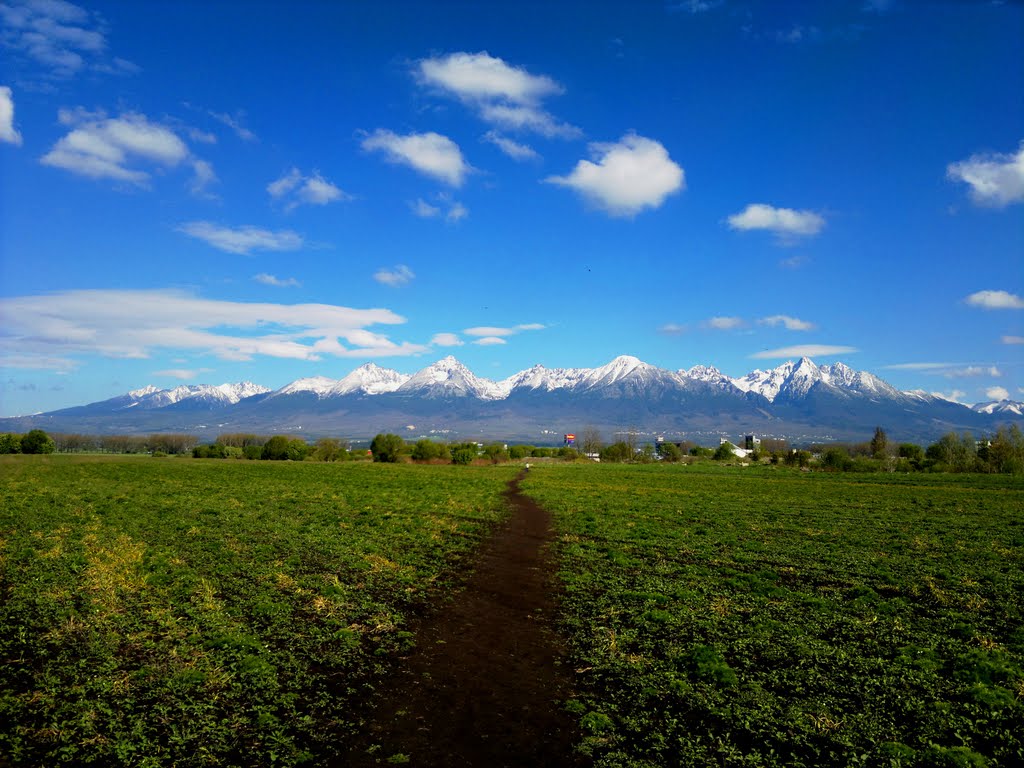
[332,363,409,395]
[273,376,340,398]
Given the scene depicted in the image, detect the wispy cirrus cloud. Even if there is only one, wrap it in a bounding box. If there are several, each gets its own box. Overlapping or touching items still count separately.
[153,368,212,380]
[473,336,507,346]
[546,133,684,217]
[0,289,425,368]
[883,362,1002,378]
[750,344,857,359]
[947,141,1024,207]
[179,221,303,255]
[416,51,579,139]
[727,203,825,240]
[408,194,468,222]
[0,86,23,145]
[483,130,538,161]
[267,167,350,210]
[254,273,301,288]
[209,110,257,142]
[1003,335,1024,345]
[362,129,471,187]
[463,323,545,338]
[373,265,415,287]
[0,0,138,79]
[703,316,745,331]
[964,290,1024,310]
[758,314,815,331]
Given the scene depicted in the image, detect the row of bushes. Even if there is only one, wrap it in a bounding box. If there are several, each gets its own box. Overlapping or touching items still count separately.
[192,436,353,462]
[370,434,579,464]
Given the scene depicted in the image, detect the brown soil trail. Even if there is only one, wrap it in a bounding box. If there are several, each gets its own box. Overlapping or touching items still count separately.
[345,470,587,767]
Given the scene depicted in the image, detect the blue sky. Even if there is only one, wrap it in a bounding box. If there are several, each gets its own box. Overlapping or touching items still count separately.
[1,0,1022,417]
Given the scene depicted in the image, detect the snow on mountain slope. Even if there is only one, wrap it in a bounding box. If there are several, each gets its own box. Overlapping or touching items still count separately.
[331,363,410,395]
[102,356,941,411]
[396,356,506,400]
[972,400,1024,416]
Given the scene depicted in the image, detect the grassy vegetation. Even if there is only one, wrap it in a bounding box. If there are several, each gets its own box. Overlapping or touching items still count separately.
[0,455,517,767]
[522,463,1024,767]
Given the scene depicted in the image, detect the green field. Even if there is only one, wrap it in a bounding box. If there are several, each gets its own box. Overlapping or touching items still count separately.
[522,463,1024,767]
[0,455,516,766]
[2,456,1022,767]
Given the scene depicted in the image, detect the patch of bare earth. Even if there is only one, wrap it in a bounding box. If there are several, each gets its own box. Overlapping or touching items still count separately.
[344,471,587,767]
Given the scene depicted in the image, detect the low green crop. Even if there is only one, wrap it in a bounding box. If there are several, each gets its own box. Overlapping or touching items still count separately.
[0,455,516,766]
[523,463,1024,767]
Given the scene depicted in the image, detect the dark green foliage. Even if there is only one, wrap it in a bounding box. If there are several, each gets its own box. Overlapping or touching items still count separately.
[313,438,347,462]
[899,442,925,462]
[481,444,509,464]
[0,432,22,453]
[657,441,683,462]
[713,441,736,461]
[370,433,405,463]
[690,445,714,458]
[450,444,477,465]
[821,445,853,471]
[19,429,55,454]
[410,439,449,462]
[870,426,889,459]
[600,442,633,463]
[261,435,292,460]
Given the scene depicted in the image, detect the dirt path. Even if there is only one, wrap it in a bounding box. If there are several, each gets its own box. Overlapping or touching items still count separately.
[345,471,586,767]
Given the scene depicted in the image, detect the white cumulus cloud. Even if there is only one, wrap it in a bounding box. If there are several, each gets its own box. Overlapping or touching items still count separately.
[362,129,470,187]
[374,265,415,287]
[727,203,825,238]
[178,222,303,255]
[40,110,212,191]
[268,167,349,210]
[965,290,1024,310]
[546,133,684,217]
[416,51,579,138]
[947,141,1024,207]
[431,333,464,347]
[0,86,23,145]
[985,386,1010,401]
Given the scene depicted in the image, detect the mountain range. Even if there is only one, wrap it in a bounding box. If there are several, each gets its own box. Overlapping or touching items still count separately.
[3,356,1021,444]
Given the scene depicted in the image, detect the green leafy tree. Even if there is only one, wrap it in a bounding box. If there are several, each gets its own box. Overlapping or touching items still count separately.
[313,438,347,462]
[0,433,22,454]
[411,439,449,462]
[713,442,737,461]
[870,427,889,459]
[659,442,683,463]
[450,446,476,465]
[370,433,405,463]
[20,429,55,454]
[261,435,292,460]
[482,444,509,464]
[926,432,978,472]
[286,438,311,461]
